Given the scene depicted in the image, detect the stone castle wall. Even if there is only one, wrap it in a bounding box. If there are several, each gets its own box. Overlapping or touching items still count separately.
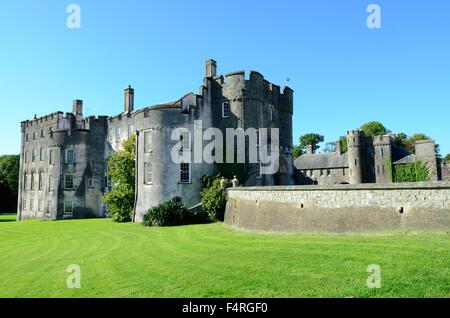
[225,182,450,234]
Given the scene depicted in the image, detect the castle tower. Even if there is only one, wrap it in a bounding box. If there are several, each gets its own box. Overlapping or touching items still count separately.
[347,130,364,184]
[415,139,438,181]
[72,100,83,116]
[373,135,393,183]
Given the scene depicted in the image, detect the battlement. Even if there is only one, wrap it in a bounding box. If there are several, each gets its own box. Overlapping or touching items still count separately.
[216,70,293,102]
[347,129,363,136]
[21,112,64,127]
[373,134,394,146]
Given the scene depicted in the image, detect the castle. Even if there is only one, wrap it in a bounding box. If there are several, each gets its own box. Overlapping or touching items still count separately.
[17,60,294,222]
[294,130,442,185]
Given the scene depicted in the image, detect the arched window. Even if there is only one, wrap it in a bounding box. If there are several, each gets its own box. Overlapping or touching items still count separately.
[23,172,28,190]
[268,105,274,122]
[38,169,44,190]
[30,170,36,190]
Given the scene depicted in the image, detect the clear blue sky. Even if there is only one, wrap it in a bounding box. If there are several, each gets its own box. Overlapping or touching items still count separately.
[0,0,449,156]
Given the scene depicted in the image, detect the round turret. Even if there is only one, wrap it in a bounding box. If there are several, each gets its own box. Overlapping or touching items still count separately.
[347,130,364,184]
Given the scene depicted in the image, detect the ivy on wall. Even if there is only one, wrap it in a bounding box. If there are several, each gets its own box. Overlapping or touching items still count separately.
[386,157,393,183]
[392,161,430,183]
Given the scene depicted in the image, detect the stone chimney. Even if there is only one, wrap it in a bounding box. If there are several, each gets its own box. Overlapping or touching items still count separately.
[205,59,217,78]
[335,141,342,155]
[305,145,313,155]
[124,85,134,113]
[72,100,83,116]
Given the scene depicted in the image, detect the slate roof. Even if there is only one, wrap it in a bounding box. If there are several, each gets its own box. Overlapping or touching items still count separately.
[294,152,349,170]
[393,154,415,165]
[392,147,416,165]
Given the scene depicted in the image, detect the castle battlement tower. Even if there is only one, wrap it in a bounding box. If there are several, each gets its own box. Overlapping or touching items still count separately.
[347,130,365,184]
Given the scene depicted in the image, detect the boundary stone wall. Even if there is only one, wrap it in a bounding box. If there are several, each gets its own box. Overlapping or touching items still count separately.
[225,182,450,234]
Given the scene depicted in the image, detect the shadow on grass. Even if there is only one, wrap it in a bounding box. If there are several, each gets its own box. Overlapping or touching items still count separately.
[0,213,17,222]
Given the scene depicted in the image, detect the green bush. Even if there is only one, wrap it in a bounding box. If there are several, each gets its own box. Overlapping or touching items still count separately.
[142,197,209,227]
[201,179,228,222]
[143,197,187,227]
[393,161,430,183]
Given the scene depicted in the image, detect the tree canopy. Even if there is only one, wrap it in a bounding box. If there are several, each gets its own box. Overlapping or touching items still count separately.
[299,133,324,153]
[0,155,20,193]
[360,121,390,137]
[103,136,136,223]
[443,154,450,164]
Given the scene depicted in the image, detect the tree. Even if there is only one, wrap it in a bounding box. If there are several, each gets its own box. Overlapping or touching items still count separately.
[444,154,450,164]
[339,136,348,153]
[360,121,390,137]
[103,135,136,223]
[322,142,336,153]
[394,133,409,148]
[394,133,440,158]
[0,155,20,193]
[201,178,228,222]
[292,145,303,159]
[299,133,324,154]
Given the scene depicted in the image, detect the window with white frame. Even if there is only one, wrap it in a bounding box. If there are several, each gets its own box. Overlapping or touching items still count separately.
[180,131,191,151]
[26,134,29,142]
[39,147,44,161]
[66,149,74,164]
[38,199,43,212]
[40,129,45,138]
[65,174,74,189]
[180,163,190,183]
[23,199,27,210]
[144,162,153,184]
[30,199,34,211]
[33,131,37,140]
[144,130,152,153]
[32,149,36,162]
[64,200,73,214]
[221,102,230,118]
[25,151,28,163]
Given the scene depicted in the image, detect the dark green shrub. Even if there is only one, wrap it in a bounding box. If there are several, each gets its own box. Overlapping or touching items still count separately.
[143,197,187,227]
[184,204,211,225]
[201,179,228,222]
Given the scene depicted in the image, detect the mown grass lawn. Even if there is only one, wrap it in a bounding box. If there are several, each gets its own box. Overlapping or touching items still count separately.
[0,213,450,298]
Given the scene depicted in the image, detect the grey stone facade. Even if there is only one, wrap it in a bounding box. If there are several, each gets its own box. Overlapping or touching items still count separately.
[295,130,440,185]
[17,59,294,221]
[441,163,450,181]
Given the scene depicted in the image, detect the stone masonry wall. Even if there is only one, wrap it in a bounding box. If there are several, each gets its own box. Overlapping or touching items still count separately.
[225,182,450,234]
